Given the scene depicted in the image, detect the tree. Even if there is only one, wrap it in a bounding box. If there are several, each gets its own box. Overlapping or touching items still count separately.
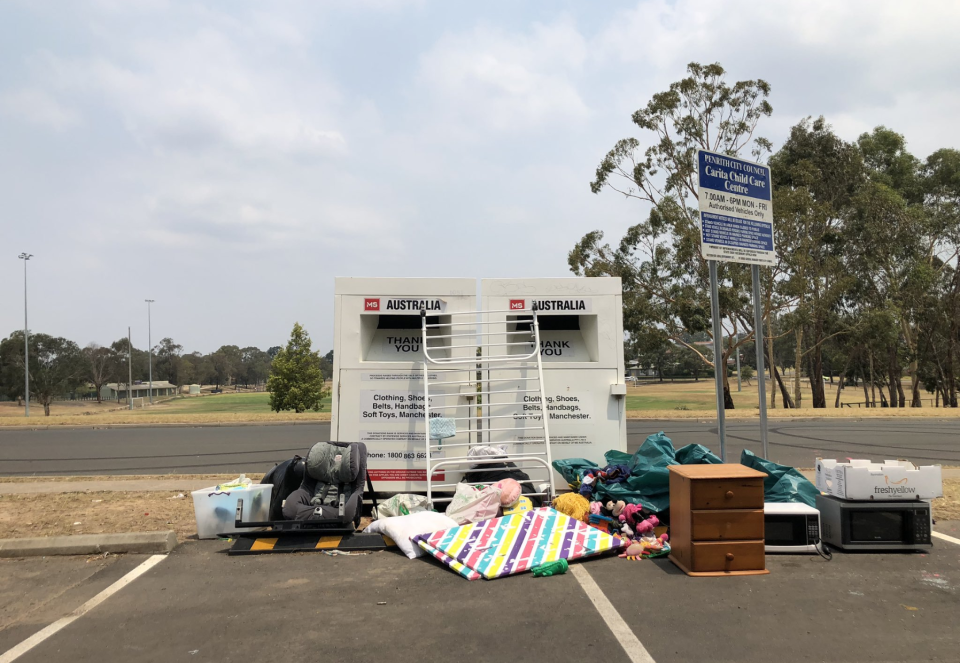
[154,338,184,386]
[0,331,27,405]
[240,347,270,388]
[211,345,242,388]
[6,334,86,415]
[770,117,864,407]
[571,61,773,408]
[267,323,328,413]
[741,364,754,385]
[83,344,115,403]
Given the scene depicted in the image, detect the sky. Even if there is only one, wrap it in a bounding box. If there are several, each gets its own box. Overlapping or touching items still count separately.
[2,0,960,354]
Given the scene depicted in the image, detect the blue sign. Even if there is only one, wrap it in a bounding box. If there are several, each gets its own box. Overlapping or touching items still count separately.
[697,150,775,266]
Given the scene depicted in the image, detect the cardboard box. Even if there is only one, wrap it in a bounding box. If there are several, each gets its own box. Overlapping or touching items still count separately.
[815,459,942,501]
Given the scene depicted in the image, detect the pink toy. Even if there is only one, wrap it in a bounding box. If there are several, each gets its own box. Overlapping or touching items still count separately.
[635,514,660,535]
[618,503,644,528]
[494,478,522,507]
[589,501,603,515]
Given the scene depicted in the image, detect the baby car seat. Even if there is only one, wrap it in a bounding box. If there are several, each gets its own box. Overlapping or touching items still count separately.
[281,441,367,528]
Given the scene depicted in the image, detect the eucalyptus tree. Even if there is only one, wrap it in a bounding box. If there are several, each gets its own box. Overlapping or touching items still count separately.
[570,62,773,408]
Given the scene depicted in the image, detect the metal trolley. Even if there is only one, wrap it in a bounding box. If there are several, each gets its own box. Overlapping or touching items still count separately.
[420,305,556,505]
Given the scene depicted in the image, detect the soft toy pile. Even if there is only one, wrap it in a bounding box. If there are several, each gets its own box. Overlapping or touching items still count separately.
[551,493,669,561]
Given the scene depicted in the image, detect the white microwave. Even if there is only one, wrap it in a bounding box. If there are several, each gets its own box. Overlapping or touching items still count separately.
[764,502,820,553]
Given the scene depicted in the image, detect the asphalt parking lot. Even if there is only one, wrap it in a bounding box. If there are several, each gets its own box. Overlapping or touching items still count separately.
[2,528,959,663]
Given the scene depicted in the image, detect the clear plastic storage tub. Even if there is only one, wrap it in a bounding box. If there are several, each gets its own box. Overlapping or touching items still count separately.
[191,484,273,539]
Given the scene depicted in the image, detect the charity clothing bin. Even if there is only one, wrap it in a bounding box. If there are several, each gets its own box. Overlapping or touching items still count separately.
[191,484,272,539]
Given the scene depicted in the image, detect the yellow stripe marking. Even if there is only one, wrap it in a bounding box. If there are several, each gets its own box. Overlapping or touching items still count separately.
[250,538,278,551]
[315,536,343,549]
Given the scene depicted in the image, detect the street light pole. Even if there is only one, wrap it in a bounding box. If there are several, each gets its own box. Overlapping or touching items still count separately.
[18,253,33,417]
[145,299,155,404]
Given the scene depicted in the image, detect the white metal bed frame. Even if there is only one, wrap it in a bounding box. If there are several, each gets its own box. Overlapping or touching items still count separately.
[420,306,556,504]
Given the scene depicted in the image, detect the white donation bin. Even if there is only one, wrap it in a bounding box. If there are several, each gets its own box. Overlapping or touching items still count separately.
[480,278,627,470]
[331,277,478,493]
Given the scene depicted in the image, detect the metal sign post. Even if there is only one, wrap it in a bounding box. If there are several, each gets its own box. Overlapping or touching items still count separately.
[752,265,769,458]
[708,260,727,461]
[698,149,775,461]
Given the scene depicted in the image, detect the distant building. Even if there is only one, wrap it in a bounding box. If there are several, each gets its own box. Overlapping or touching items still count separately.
[101,381,177,401]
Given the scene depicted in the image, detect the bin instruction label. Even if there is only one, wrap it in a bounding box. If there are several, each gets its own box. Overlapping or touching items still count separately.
[360,389,459,421]
[508,390,594,423]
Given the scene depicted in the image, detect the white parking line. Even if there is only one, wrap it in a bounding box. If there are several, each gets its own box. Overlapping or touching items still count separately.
[933,531,960,546]
[0,554,167,663]
[570,563,656,663]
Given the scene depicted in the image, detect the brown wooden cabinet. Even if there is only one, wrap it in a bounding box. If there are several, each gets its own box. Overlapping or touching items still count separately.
[668,464,769,576]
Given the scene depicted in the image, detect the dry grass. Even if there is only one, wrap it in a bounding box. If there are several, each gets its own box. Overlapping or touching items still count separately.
[0,400,127,418]
[935,479,960,521]
[0,474,264,484]
[0,491,200,541]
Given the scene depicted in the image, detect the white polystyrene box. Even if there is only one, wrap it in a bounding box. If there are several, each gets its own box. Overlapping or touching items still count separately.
[191,484,272,539]
[815,458,942,501]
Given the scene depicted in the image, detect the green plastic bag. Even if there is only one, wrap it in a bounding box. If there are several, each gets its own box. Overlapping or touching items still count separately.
[553,432,723,513]
[740,449,818,507]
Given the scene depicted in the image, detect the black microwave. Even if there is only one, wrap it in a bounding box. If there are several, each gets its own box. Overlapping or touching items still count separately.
[816,494,932,551]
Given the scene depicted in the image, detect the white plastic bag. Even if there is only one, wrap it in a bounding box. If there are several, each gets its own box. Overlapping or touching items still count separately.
[371,494,433,519]
[445,484,502,525]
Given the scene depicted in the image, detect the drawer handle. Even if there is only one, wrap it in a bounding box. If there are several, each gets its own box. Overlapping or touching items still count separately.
[725,553,735,561]
[725,491,734,499]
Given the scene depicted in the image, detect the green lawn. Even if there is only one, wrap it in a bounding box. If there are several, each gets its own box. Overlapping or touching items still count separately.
[142,392,332,415]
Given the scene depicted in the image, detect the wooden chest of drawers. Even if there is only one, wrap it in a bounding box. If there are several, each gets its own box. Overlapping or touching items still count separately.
[668,464,769,576]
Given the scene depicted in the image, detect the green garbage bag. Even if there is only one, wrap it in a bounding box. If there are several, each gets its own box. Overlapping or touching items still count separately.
[740,449,818,507]
[552,457,598,490]
[552,432,724,513]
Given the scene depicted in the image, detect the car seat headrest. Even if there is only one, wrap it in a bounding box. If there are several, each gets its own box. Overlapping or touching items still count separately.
[305,442,357,485]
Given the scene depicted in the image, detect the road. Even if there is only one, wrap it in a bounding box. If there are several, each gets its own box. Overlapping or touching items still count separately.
[1,419,958,475]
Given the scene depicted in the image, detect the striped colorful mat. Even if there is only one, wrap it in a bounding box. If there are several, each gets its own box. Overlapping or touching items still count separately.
[413,507,625,580]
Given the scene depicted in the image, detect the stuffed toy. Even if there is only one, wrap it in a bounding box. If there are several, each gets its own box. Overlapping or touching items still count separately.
[552,492,591,522]
[618,503,644,528]
[605,500,626,518]
[589,501,603,515]
[634,514,659,536]
[618,541,646,560]
[494,478,522,508]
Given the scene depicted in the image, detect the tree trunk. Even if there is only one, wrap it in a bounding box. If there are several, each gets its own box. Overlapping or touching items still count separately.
[808,346,826,408]
[860,367,870,405]
[834,356,851,408]
[721,357,734,409]
[773,364,794,408]
[868,353,876,408]
[947,339,958,407]
[766,312,777,410]
[793,328,804,407]
[43,401,50,416]
[887,348,898,408]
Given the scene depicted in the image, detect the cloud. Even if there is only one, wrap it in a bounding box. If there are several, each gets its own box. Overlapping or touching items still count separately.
[416,19,589,134]
[0,88,79,130]
[593,0,960,156]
